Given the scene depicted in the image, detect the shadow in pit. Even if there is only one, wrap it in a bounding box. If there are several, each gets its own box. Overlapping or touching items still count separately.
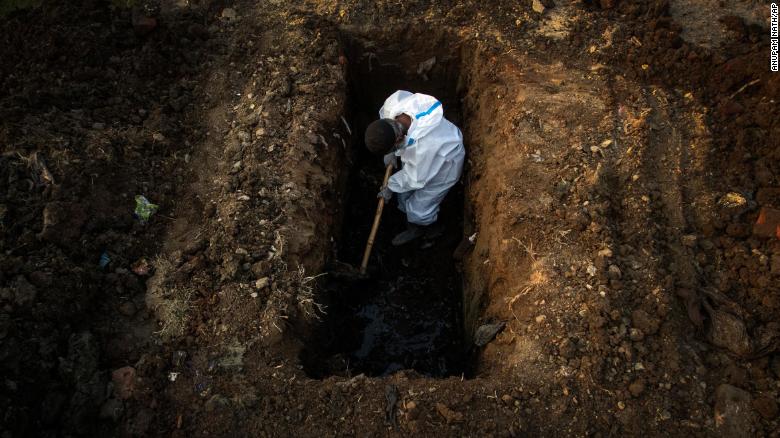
[300,35,471,378]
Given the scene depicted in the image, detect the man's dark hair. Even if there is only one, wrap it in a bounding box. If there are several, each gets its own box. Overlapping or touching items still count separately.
[364,119,395,155]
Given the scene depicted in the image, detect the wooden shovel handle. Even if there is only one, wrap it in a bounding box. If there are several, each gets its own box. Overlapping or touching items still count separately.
[360,163,395,275]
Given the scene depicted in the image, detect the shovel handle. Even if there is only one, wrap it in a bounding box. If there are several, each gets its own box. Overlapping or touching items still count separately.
[360,163,395,275]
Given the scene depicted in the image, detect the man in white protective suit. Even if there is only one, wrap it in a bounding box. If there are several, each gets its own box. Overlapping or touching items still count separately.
[364,90,465,246]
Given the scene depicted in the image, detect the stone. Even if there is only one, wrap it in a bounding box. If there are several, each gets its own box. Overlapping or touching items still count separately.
[714,384,756,437]
[709,310,751,356]
[111,366,136,400]
[754,207,780,239]
[474,322,505,346]
[532,0,546,13]
[681,234,697,247]
[718,192,751,217]
[436,403,463,423]
[255,277,270,290]
[628,379,645,397]
[629,328,644,342]
[607,265,622,280]
[221,8,237,20]
[597,248,613,258]
[12,275,37,307]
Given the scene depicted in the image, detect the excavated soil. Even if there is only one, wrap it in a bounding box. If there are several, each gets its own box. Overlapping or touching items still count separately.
[1,0,779,436]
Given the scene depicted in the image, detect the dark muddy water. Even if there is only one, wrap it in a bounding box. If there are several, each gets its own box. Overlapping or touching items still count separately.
[303,155,466,377]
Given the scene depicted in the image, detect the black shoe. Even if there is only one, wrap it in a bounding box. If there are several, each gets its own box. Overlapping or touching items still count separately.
[391,224,425,246]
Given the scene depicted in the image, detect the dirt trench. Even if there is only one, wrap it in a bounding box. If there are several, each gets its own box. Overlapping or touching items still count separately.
[299,32,469,379]
[3,0,779,436]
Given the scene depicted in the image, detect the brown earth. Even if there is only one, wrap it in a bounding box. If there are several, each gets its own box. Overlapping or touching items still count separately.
[1,0,779,436]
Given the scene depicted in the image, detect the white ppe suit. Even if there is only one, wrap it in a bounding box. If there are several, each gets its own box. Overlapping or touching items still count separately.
[380,90,465,226]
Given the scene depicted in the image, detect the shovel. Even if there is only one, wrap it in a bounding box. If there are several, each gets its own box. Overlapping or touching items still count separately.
[359,163,394,275]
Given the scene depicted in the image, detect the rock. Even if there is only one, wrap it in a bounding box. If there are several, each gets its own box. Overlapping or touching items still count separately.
[436,402,463,423]
[607,265,622,280]
[99,398,124,421]
[597,248,613,258]
[474,321,505,346]
[631,309,659,335]
[255,277,270,290]
[12,275,37,307]
[532,0,547,13]
[714,384,756,437]
[754,207,780,239]
[221,8,237,20]
[709,310,751,356]
[681,234,697,247]
[753,396,778,420]
[629,328,644,342]
[535,315,547,323]
[111,366,136,400]
[718,192,751,217]
[628,379,645,397]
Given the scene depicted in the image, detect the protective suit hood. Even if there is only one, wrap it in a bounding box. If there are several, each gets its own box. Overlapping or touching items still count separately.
[377,90,466,225]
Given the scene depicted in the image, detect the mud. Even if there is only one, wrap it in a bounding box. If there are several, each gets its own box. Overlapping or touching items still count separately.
[1,0,779,436]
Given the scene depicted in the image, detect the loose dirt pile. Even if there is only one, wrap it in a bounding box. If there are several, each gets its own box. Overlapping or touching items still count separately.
[1,0,778,436]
